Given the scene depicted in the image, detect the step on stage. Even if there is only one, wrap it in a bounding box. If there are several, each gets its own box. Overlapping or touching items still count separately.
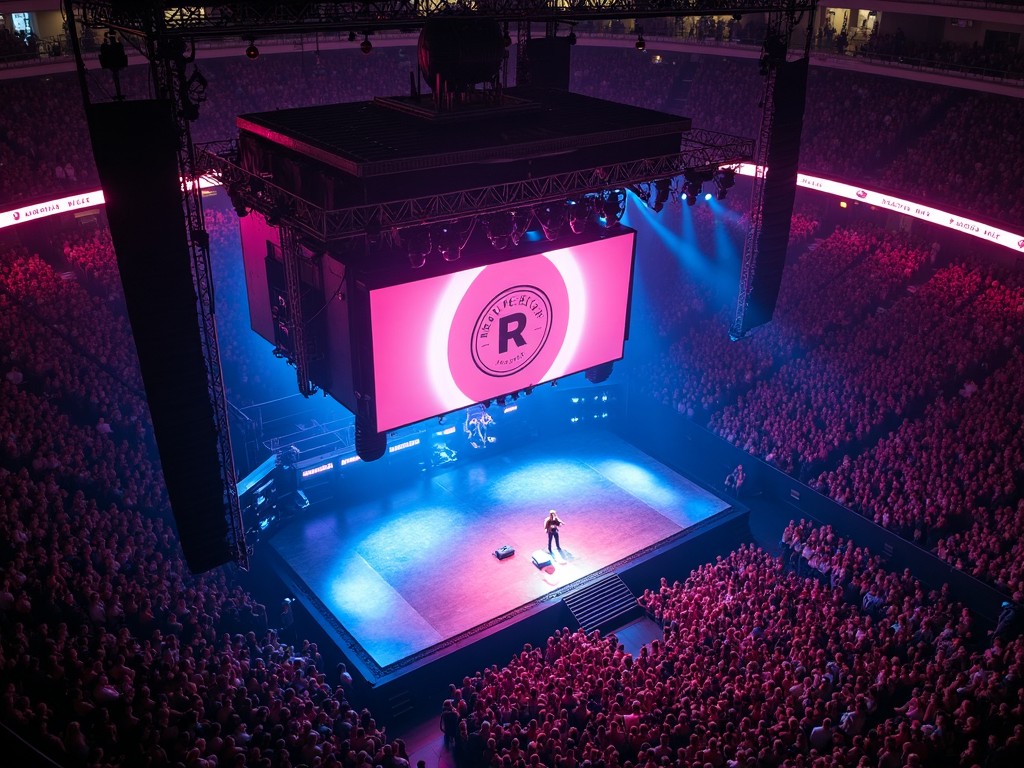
[268,430,741,683]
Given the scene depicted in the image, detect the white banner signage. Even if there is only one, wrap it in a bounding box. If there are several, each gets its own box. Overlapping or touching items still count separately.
[2,172,1022,254]
[0,190,105,229]
[735,164,1024,254]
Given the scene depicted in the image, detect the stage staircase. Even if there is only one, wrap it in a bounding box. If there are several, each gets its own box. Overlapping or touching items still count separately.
[564,574,641,633]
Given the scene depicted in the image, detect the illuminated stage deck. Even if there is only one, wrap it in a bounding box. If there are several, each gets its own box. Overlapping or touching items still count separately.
[268,430,734,678]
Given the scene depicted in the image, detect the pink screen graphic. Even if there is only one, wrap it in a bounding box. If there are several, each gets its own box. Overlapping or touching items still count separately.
[369,232,634,431]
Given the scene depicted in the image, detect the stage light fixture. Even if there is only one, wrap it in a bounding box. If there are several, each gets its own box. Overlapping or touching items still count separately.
[713,168,736,200]
[585,362,614,384]
[348,30,357,42]
[432,223,456,262]
[704,192,713,201]
[567,199,589,235]
[360,35,373,55]
[228,189,249,218]
[627,183,651,207]
[537,203,567,241]
[568,30,577,45]
[652,178,672,213]
[635,30,646,51]
[524,385,535,396]
[496,395,507,407]
[484,211,528,250]
[405,227,431,268]
[245,39,259,60]
[265,202,291,227]
[598,189,626,226]
[682,169,712,206]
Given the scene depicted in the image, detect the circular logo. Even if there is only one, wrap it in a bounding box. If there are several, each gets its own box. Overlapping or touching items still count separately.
[470,285,552,377]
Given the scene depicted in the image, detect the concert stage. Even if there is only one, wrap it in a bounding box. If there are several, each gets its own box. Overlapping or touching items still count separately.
[268,429,738,683]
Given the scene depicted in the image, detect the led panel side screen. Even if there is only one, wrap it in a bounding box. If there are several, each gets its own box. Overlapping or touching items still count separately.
[369,229,636,432]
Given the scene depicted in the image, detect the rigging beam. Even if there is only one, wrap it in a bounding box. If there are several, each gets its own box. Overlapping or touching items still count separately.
[74,1,817,41]
[198,129,754,243]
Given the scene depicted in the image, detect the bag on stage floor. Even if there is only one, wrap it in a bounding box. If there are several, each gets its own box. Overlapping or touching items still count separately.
[531,550,553,568]
[494,544,515,560]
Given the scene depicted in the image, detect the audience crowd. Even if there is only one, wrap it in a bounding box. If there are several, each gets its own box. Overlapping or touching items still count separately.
[858,33,1024,78]
[880,93,1024,226]
[3,44,1024,227]
[630,183,1024,599]
[444,523,1023,768]
[815,346,1024,597]
[3,28,1024,768]
[0,242,403,768]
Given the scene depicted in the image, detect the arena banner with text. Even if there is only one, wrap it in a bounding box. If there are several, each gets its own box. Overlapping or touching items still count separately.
[0,190,106,229]
[3,172,1021,250]
[735,165,1024,254]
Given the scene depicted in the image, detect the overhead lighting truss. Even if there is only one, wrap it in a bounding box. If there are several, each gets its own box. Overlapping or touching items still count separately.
[75,1,818,41]
[199,128,754,243]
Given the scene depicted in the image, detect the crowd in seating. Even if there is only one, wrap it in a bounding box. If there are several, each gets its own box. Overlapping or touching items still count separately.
[3,45,1024,229]
[859,32,1024,78]
[708,250,1014,476]
[57,202,287,408]
[630,187,1024,598]
[569,47,677,111]
[0,242,404,767]
[3,28,1024,765]
[444,523,1023,768]
[0,74,94,203]
[636,216,930,424]
[61,228,122,300]
[880,93,1024,226]
[815,345,1024,597]
[0,25,41,63]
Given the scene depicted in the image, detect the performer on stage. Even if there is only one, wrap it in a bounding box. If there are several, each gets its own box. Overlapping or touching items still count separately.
[544,509,564,553]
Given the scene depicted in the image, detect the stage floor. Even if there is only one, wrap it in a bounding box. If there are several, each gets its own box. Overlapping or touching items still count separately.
[270,430,730,670]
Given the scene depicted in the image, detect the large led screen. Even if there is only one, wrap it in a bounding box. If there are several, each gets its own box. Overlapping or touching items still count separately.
[369,230,635,432]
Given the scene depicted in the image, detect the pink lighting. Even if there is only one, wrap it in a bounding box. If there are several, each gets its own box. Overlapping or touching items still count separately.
[0,190,106,229]
[733,164,1024,254]
[4,172,1020,253]
[368,231,636,432]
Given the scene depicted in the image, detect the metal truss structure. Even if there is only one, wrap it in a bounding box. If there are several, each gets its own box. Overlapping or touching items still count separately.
[158,50,250,571]
[64,8,253,570]
[278,225,320,398]
[199,128,754,242]
[64,0,813,501]
[76,1,818,40]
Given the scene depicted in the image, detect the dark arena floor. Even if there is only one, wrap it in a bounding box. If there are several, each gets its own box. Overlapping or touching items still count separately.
[268,429,734,676]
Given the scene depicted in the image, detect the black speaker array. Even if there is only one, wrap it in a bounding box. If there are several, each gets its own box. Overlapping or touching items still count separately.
[87,100,233,573]
[741,58,810,333]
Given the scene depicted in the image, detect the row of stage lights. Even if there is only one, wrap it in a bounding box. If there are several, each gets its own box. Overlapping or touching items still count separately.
[245,30,374,60]
[630,168,737,210]
[399,190,627,268]
[480,384,538,410]
[398,169,734,268]
[238,22,671,62]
